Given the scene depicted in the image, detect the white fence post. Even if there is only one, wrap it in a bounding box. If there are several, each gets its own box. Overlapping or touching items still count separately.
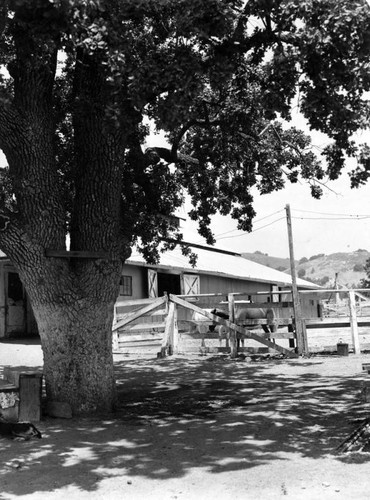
[349,289,361,355]
[228,293,237,358]
[171,302,179,354]
[112,330,119,351]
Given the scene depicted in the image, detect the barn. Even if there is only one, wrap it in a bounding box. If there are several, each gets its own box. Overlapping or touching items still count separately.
[0,244,320,338]
[117,243,321,316]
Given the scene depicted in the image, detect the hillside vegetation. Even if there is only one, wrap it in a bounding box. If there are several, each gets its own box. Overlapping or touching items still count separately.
[242,249,370,288]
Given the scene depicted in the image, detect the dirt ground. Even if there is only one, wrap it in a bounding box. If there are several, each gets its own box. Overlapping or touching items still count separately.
[1,338,370,499]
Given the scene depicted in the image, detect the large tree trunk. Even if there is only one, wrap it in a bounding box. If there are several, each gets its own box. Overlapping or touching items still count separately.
[15,255,123,415]
[35,299,116,414]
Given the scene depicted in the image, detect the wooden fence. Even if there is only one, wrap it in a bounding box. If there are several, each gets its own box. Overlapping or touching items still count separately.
[112,287,370,358]
[300,288,370,355]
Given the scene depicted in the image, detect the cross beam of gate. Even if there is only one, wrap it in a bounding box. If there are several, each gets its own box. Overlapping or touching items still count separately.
[112,296,167,331]
[169,294,298,358]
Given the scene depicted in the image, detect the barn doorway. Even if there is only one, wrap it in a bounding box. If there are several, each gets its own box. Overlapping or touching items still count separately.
[147,270,200,297]
[5,271,26,336]
[158,272,181,297]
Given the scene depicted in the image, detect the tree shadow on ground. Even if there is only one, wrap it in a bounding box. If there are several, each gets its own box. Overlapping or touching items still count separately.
[0,353,369,497]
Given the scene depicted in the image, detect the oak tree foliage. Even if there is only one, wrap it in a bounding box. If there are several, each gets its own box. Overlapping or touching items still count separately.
[0,0,368,258]
[0,0,368,413]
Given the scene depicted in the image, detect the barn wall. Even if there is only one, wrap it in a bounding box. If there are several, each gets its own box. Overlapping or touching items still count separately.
[117,264,282,300]
[114,264,321,330]
[300,293,322,318]
[120,264,145,300]
[199,273,271,297]
[116,265,313,307]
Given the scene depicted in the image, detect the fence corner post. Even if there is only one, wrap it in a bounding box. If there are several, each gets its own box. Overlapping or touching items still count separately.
[161,298,176,357]
[349,289,361,355]
[172,300,179,354]
[228,293,238,358]
[112,330,119,352]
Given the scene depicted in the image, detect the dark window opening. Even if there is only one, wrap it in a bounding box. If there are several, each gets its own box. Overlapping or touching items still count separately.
[119,276,132,296]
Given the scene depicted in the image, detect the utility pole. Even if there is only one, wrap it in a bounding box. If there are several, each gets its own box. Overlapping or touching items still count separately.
[285,204,308,355]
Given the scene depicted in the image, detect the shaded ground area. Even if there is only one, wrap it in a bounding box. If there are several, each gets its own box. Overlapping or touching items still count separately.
[0,340,370,499]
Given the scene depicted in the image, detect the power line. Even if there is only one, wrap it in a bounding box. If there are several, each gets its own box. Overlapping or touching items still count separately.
[190,205,370,247]
[216,216,286,240]
[195,208,285,243]
[254,209,285,223]
[217,211,370,243]
[249,217,286,233]
[292,216,370,221]
[292,208,370,217]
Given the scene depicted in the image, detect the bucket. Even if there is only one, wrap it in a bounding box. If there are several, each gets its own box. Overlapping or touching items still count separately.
[337,343,349,356]
[362,363,370,373]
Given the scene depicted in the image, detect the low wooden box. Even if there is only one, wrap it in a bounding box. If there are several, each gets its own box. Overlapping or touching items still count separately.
[2,368,43,422]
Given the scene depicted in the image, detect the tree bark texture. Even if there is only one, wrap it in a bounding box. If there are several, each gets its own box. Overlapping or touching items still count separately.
[36,300,116,414]
[0,6,132,415]
[17,254,122,414]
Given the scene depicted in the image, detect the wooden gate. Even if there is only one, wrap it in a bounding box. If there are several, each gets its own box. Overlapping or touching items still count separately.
[168,294,297,358]
[112,292,298,358]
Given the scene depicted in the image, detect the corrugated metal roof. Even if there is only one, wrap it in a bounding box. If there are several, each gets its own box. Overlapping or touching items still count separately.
[127,245,319,289]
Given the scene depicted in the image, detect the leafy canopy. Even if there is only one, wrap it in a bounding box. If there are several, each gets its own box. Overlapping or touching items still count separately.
[0,0,369,262]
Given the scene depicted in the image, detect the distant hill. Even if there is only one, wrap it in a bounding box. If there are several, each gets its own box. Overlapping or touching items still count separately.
[242,249,370,288]
[241,251,291,273]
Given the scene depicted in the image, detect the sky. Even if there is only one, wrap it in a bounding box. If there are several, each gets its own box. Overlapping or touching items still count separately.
[179,170,370,260]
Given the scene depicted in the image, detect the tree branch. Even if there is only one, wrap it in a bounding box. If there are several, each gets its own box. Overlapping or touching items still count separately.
[145,147,199,165]
[170,119,198,160]
[144,113,221,164]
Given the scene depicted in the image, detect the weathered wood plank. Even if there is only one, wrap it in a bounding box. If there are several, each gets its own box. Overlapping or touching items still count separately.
[118,333,163,341]
[240,318,292,326]
[233,302,293,309]
[181,330,296,340]
[119,341,162,348]
[18,374,43,422]
[177,293,227,298]
[304,317,370,328]
[202,346,276,354]
[112,296,167,331]
[118,322,166,332]
[119,338,162,345]
[46,249,110,259]
[115,298,161,308]
[228,293,237,358]
[160,301,177,356]
[184,317,293,327]
[115,310,166,327]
